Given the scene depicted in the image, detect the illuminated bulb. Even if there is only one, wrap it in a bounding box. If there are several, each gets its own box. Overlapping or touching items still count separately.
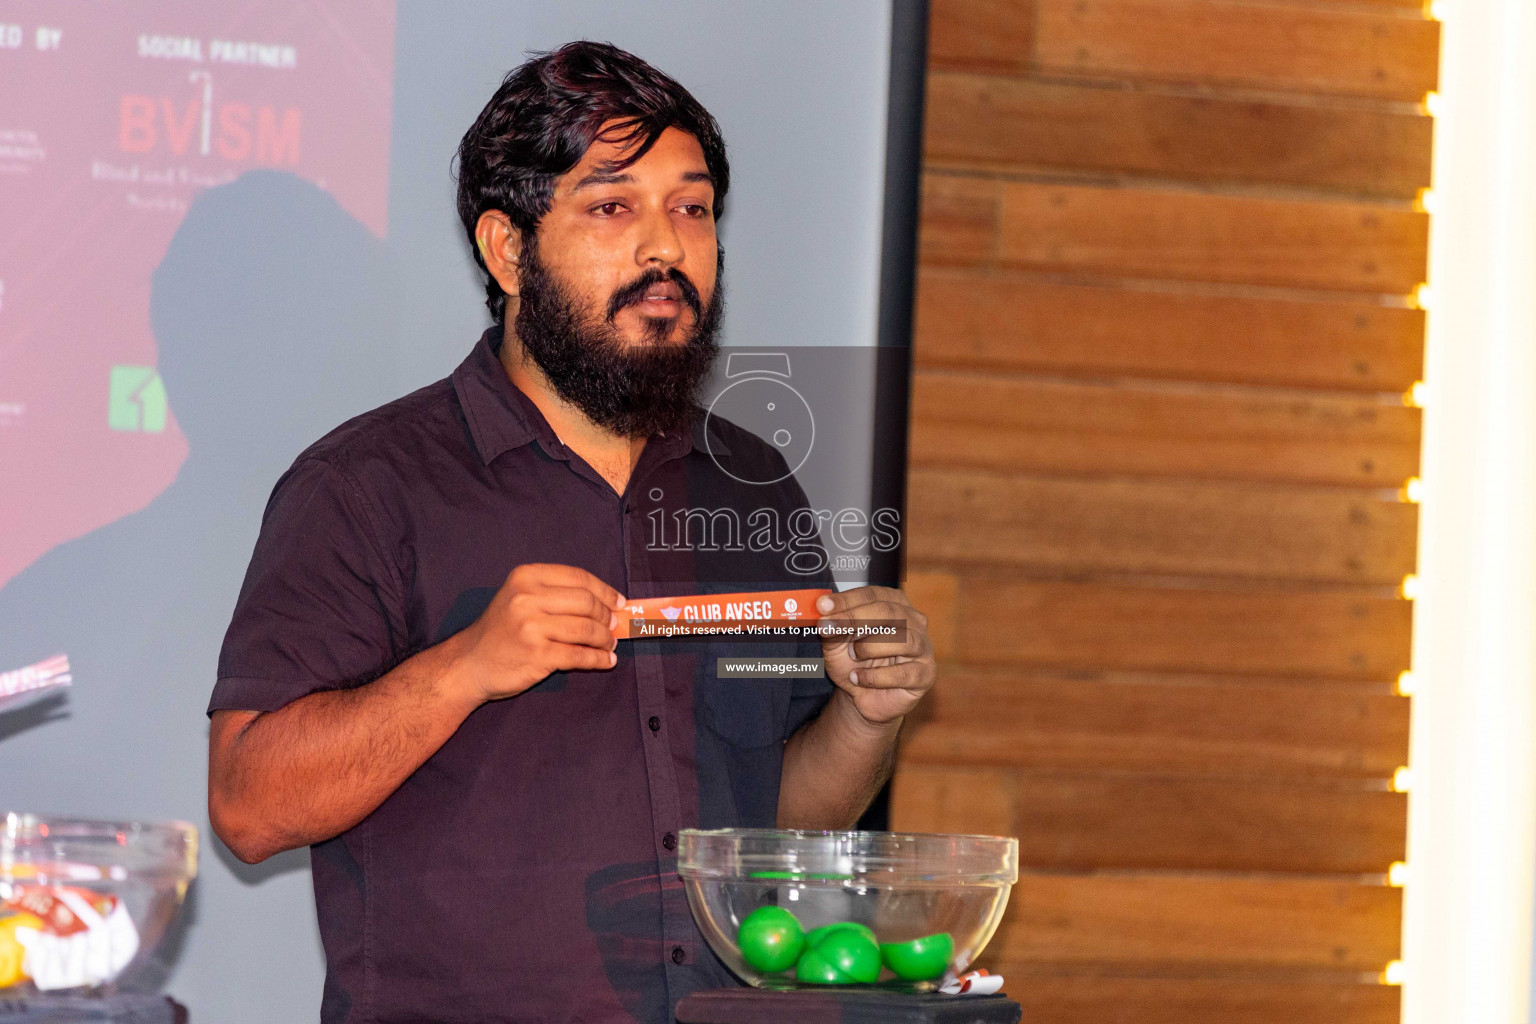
[1396,671,1416,697]
[1401,477,1424,504]
[1400,574,1421,600]
[1412,283,1434,310]
[1382,959,1407,985]
[1405,381,1427,408]
[1422,91,1443,117]
[1415,188,1439,215]
[1427,0,1445,22]
[1388,861,1408,887]
[1393,766,1413,793]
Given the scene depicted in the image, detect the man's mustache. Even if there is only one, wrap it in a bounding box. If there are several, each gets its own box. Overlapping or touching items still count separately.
[606,267,703,321]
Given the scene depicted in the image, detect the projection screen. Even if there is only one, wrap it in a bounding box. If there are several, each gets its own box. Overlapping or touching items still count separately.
[0,2,925,1019]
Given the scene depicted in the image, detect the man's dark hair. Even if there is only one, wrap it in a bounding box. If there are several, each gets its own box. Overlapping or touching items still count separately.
[455,40,730,324]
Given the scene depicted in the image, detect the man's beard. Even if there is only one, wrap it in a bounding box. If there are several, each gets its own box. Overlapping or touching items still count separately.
[512,236,723,439]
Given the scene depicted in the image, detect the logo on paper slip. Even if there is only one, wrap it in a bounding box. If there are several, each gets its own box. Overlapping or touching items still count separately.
[108,366,167,432]
[0,654,72,701]
[659,606,683,621]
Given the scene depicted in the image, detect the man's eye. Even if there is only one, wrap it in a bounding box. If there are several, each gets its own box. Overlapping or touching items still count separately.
[679,204,708,217]
[594,202,624,216]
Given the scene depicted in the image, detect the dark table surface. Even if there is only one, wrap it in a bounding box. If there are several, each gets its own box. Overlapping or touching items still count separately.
[676,988,1022,1024]
[0,995,186,1024]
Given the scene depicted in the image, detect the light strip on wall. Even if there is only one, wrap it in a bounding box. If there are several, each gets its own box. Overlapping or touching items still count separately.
[1402,0,1536,1022]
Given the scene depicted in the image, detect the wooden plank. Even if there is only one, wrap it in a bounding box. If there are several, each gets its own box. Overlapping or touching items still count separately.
[993,180,1429,293]
[890,766,1405,873]
[928,0,1036,75]
[1005,977,1399,1024]
[904,668,1410,778]
[1012,777,1404,873]
[910,371,1422,487]
[1035,0,1439,102]
[925,72,1432,197]
[990,873,1400,971]
[890,765,1016,838]
[947,576,1412,678]
[901,570,960,661]
[919,173,1000,267]
[906,468,1419,585]
[913,270,1426,392]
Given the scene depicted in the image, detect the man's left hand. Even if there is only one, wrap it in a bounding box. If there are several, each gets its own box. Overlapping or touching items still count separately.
[816,587,935,727]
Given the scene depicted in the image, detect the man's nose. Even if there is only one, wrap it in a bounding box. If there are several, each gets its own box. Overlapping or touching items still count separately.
[635,204,684,267]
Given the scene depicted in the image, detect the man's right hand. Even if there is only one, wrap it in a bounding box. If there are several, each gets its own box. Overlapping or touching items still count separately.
[450,563,624,704]
[209,562,625,863]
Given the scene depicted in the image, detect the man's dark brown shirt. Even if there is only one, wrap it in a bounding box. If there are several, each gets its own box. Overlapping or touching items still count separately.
[210,330,833,1024]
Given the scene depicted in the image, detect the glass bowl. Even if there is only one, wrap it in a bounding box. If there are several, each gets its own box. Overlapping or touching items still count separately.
[678,828,1017,991]
[0,814,198,994]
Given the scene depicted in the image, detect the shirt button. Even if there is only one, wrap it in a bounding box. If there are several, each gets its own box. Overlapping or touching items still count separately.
[671,945,686,965]
[648,715,661,733]
[662,832,677,851]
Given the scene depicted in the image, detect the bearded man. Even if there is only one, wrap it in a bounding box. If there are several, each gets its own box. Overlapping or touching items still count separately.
[206,41,935,1024]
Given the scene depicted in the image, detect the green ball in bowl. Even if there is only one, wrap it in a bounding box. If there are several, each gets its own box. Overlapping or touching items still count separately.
[814,929,881,983]
[805,921,877,948]
[736,906,805,973]
[794,946,849,984]
[879,932,954,981]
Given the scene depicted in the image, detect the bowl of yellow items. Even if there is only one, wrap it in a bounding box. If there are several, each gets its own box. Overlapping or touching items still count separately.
[678,828,1017,991]
[0,814,197,994]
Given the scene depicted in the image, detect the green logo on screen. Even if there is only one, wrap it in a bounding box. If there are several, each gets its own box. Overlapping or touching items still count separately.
[108,366,167,433]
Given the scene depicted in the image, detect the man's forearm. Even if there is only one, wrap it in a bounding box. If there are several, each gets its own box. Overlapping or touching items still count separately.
[209,633,481,863]
[777,690,901,830]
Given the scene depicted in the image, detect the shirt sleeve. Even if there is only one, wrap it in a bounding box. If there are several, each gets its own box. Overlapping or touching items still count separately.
[208,455,406,715]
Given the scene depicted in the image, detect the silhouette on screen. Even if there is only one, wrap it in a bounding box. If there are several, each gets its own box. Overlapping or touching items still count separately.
[0,169,397,988]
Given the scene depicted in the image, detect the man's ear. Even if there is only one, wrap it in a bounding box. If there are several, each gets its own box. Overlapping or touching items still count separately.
[475,210,522,299]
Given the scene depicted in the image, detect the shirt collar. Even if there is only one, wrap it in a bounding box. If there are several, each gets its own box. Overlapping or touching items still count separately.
[451,327,732,466]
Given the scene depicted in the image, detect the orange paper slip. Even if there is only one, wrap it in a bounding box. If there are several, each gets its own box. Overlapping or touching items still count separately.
[613,588,833,640]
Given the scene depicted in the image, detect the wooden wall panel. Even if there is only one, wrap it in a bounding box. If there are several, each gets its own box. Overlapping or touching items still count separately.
[919,175,1431,292]
[890,765,1017,837]
[1008,776,1405,873]
[925,72,1433,196]
[907,468,1418,584]
[910,371,1422,488]
[904,670,1409,778]
[949,577,1413,678]
[903,0,1431,1014]
[918,173,1001,265]
[901,570,960,660]
[991,874,1400,971]
[913,272,1427,392]
[994,181,1429,292]
[1009,978,1400,1024]
[1035,0,1440,102]
[928,0,1037,75]
[893,766,1407,873]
